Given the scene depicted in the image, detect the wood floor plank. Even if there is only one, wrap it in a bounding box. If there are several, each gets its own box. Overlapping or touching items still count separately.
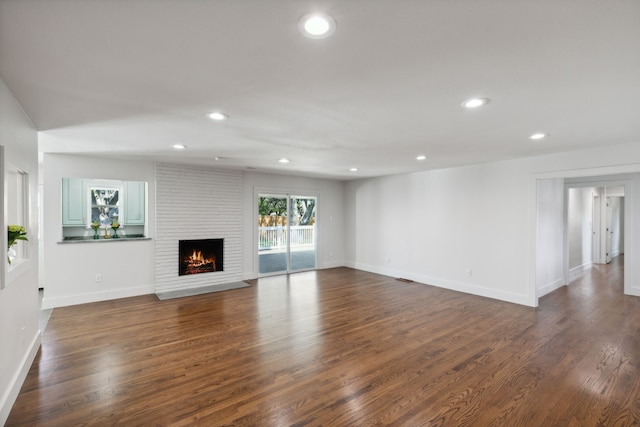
[7,258,640,426]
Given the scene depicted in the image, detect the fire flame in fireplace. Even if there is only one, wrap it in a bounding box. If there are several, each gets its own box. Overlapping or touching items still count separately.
[188,249,216,270]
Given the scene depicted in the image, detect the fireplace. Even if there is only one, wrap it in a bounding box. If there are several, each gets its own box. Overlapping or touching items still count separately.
[179,238,223,276]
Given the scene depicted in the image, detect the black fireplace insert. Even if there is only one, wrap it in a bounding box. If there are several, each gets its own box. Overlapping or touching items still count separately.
[179,238,223,276]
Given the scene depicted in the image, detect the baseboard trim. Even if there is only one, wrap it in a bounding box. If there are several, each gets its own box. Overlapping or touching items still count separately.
[317,260,346,270]
[569,262,593,281]
[538,277,565,298]
[344,261,532,306]
[42,285,154,309]
[0,331,41,425]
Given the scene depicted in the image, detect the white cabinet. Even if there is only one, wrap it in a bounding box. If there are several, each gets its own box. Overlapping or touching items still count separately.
[62,178,87,226]
[124,181,145,225]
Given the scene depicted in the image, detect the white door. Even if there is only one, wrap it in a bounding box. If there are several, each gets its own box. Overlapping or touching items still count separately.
[592,195,602,264]
[605,197,613,263]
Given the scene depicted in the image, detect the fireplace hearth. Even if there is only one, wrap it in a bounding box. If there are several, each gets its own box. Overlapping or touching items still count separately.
[179,238,223,276]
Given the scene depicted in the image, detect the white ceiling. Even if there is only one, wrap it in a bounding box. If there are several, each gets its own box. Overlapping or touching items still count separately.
[1,0,639,180]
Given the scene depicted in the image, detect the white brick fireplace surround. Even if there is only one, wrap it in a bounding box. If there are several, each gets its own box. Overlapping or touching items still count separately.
[155,164,243,293]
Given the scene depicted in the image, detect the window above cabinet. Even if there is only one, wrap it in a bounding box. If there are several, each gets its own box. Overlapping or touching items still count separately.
[90,185,121,228]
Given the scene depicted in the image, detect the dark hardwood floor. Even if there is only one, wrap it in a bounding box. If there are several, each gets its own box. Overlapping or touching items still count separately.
[7,257,640,426]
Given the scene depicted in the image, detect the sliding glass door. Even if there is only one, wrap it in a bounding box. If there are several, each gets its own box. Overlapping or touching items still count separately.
[258,194,316,276]
[289,195,316,272]
[258,194,289,275]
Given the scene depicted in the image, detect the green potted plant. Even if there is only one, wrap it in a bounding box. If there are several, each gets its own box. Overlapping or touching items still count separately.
[7,225,28,264]
[111,220,120,239]
[91,221,101,239]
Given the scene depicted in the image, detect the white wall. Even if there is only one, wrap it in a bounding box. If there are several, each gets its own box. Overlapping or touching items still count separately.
[155,164,243,292]
[567,187,597,274]
[536,178,565,297]
[242,172,345,279]
[0,79,40,424]
[42,154,156,308]
[345,160,533,305]
[345,141,640,307]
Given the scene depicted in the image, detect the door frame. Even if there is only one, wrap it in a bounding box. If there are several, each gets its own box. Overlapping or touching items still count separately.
[605,196,613,264]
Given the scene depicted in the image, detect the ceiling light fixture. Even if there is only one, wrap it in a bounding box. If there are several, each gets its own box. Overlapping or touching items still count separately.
[172,144,187,150]
[299,13,336,39]
[530,133,547,140]
[462,98,489,109]
[350,167,359,172]
[279,158,290,164]
[208,112,228,121]
[416,155,427,161]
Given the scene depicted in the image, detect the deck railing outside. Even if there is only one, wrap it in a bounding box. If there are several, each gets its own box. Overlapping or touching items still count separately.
[258,225,315,250]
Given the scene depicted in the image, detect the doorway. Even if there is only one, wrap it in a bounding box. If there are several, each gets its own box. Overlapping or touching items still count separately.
[257,193,317,276]
[534,173,638,307]
[566,185,625,285]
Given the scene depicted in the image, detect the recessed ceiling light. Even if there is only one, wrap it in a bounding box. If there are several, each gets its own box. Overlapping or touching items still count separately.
[416,155,427,161]
[208,112,228,121]
[350,167,359,172]
[530,133,547,140]
[299,13,336,39]
[279,158,290,164]
[462,98,489,109]
[172,144,187,150]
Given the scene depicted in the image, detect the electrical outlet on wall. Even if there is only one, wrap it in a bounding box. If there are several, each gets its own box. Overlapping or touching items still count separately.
[96,273,102,282]
[466,269,472,277]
